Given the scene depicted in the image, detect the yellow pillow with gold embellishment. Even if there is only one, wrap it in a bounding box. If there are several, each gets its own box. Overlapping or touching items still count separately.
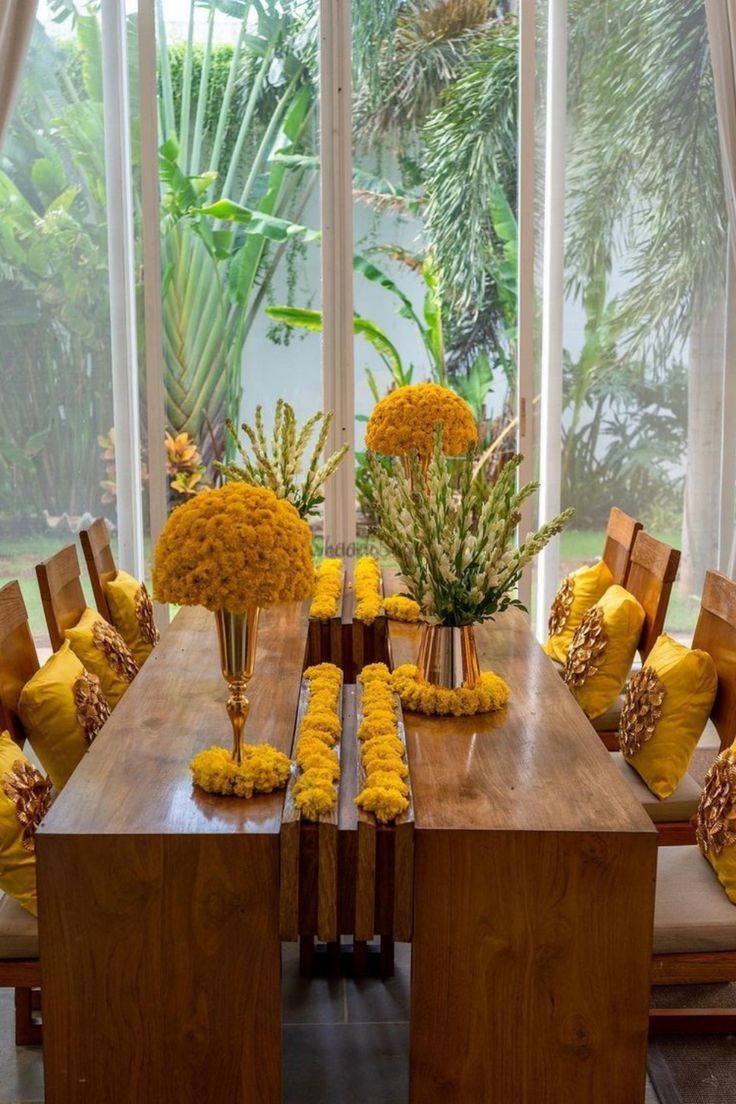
[543,560,615,664]
[696,741,736,904]
[104,570,160,667]
[18,640,111,791]
[563,584,645,721]
[65,607,139,708]
[0,730,53,916]
[619,634,717,799]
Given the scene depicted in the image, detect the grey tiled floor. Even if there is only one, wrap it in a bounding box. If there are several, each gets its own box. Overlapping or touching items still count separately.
[0,943,660,1103]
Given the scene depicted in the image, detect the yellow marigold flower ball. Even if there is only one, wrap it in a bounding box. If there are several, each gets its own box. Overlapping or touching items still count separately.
[296,748,340,778]
[357,715,399,743]
[365,382,478,458]
[293,769,335,798]
[299,710,342,740]
[354,557,383,625]
[355,784,410,823]
[304,663,343,684]
[359,663,393,685]
[361,733,405,758]
[362,751,409,778]
[295,785,336,821]
[189,743,291,798]
[153,482,314,612]
[364,770,409,798]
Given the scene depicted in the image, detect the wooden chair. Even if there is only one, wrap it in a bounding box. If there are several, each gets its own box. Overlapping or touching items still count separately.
[650,844,736,1035]
[0,583,42,1044]
[609,571,736,847]
[35,544,87,652]
[594,530,681,748]
[79,518,116,622]
[602,507,643,586]
[0,582,39,748]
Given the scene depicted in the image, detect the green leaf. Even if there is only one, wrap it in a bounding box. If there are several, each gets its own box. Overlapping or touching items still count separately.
[197,200,321,243]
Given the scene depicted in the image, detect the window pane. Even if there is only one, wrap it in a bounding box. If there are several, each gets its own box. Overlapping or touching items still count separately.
[562,0,728,635]
[0,6,116,645]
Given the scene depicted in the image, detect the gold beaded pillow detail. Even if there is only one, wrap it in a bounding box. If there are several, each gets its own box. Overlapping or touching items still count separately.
[0,730,53,916]
[64,607,139,708]
[18,640,111,791]
[104,569,160,666]
[562,584,645,721]
[696,740,736,904]
[543,560,614,664]
[618,634,717,800]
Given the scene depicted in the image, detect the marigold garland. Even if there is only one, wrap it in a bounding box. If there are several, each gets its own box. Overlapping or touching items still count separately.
[383,595,421,623]
[391,663,510,717]
[293,662,343,821]
[355,663,410,824]
[309,558,344,620]
[190,743,292,798]
[153,482,314,612]
[354,556,384,624]
[365,382,478,458]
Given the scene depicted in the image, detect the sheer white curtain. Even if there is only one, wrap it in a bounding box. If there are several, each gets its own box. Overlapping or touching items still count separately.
[705,1,736,574]
[0,0,37,149]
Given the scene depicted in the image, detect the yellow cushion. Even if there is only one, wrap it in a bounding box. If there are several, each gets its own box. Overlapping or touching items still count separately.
[620,634,717,799]
[18,640,111,791]
[543,560,615,664]
[696,741,736,905]
[563,585,645,721]
[0,731,52,917]
[104,570,159,667]
[65,607,139,708]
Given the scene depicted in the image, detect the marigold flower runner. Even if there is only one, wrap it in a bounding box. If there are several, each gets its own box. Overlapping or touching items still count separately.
[280,664,344,942]
[307,559,345,666]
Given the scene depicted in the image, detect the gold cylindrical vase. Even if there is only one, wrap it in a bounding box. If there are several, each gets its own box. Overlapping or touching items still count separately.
[416,623,481,690]
[214,606,261,765]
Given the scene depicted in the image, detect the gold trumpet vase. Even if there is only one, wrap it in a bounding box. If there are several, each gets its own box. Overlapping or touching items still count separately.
[415,623,481,690]
[214,606,261,765]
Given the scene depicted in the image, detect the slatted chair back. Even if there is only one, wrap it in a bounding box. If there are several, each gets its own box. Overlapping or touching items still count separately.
[0,581,39,747]
[692,570,736,752]
[79,518,117,622]
[35,544,87,652]
[624,531,680,662]
[602,508,643,586]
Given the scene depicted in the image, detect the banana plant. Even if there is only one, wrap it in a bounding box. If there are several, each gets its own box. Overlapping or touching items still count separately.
[155,0,321,470]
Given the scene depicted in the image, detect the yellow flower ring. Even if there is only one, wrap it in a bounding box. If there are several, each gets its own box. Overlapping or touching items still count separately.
[391,663,510,717]
[365,382,478,458]
[309,558,344,620]
[355,662,410,824]
[383,595,421,623]
[354,556,383,624]
[153,482,314,612]
[293,663,344,822]
[190,743,292,798]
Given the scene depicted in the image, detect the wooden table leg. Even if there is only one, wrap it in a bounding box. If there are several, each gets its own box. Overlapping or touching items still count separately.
[38,834,282,1104]
[410,829,655,1103]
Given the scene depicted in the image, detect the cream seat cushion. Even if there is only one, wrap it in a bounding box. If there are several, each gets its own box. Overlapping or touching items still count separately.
[0,892,38,959]
[654,846,736,954]
[611,752,701,821]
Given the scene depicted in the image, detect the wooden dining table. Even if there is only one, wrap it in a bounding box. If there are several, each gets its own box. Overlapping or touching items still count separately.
[385,598,658,1103]
[35,584,657,1104]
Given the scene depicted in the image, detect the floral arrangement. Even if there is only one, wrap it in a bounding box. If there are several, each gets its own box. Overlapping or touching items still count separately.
[189,743,292,798]
[153,483,313,612]
[216,400,348,519]
[309,558,344,620]
[366,432,574,626]
[355,663,410,824]
[293,663,343,821]
[365,382,477,458]
[392,663,510,717]
[354,556,384,624]
[383,595,421,623]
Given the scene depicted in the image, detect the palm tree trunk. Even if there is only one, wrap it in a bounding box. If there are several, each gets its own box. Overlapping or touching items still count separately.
[681,279,725,597]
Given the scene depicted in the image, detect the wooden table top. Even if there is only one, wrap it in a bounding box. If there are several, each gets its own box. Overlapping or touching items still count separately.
[39,602,308,838]
[385,575,656,837]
